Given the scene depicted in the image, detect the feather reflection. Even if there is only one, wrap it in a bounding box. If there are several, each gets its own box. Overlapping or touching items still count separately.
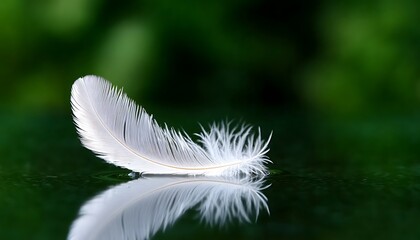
[68,176,270,240]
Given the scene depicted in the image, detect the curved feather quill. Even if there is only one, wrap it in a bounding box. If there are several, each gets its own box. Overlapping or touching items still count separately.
[71,75,271,176]
[68,176,269,240]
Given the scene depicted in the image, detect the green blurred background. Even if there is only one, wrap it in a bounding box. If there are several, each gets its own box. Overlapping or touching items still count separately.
[1,0,420,239]
[2,0,420,169]
[1,0,419,115]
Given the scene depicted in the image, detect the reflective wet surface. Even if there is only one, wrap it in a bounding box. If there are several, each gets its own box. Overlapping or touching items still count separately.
[68,176,269,240]
[1,112,420,239]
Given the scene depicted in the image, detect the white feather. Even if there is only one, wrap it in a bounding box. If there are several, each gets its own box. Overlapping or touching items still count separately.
[71,75,271,176]
[67,176,269,240]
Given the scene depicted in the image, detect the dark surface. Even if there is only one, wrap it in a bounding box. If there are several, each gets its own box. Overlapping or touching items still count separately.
[1,111,420,239]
